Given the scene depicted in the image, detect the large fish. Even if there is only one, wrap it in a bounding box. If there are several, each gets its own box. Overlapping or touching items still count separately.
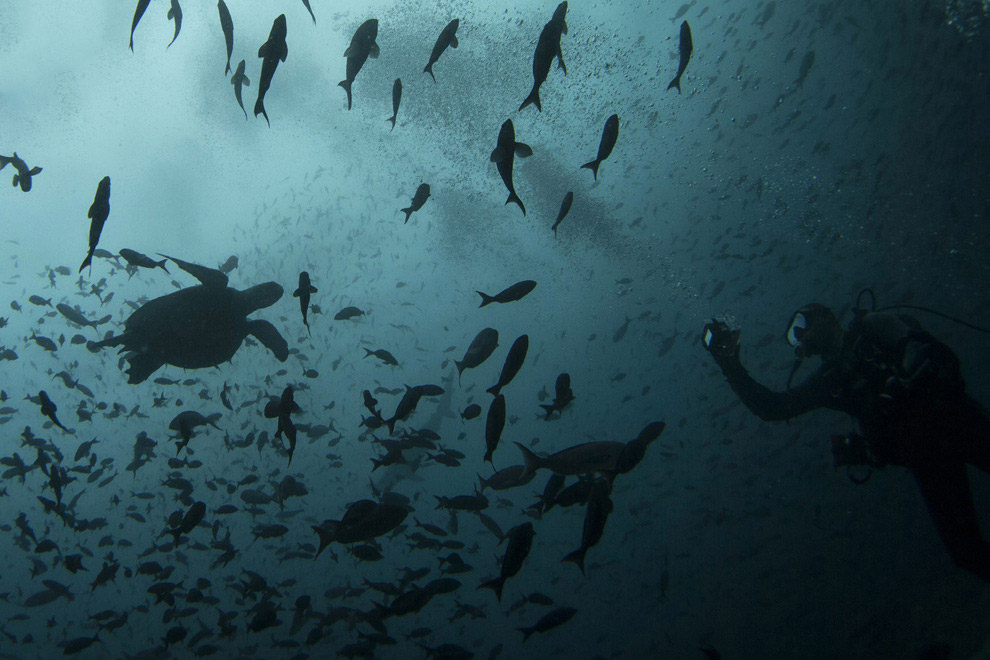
[490,119,532,215]
[551,191,573,236]
[217,0,234,75]
[667,21,693,93]
[581,114,619,180]
[231,59,250,120]
[519,2,568,112]
[455,328,498,379]
[80,176,110,273]
[539,373,574,420]
[424,19,459,82]
[339,19,379,111]
[487,335,528,397]
[484,394,506,463]
[129,0,152,52]
[292,271,317,336]
[386,78,402,130]
[478,522,534,601]
[119,249,169,274]
[400,183,431,223]
[562,477,612,574]
[477,280,536,308]
[254,14,288,127]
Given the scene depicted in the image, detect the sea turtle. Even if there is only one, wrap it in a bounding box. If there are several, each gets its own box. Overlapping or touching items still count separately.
[92,255,288,384]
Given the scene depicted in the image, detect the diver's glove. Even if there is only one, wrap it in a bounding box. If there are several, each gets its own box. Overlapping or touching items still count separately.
[702,318,741,368]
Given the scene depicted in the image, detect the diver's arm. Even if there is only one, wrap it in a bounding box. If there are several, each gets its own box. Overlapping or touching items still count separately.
[715,351,830,422]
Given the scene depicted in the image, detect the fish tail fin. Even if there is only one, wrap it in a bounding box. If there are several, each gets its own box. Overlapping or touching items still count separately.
[483,448,493,464]
[478,576,505,602]
[485,383,501,397]
[338,80,352,110]
[156,259,170,274]
[363,348,374,358]
[667,76,682,93]
[254,98,269,127]
[562,547,587,574]
[514,441,543,477]
[225,62,231,76]
[477,473,488,492]
[79,251,93,274]
[94,315,112,327]
[539,404,555,421]
[424,64,436,83]
[386,115,396,131]
[386,417,396,436]
[454,360,465,378]
[401,207,413,223]
[505,192,526,215]
[518,626,535,643]
[580,159,601,180]
[519,86,542,112]
[476,291,495,308]
[129,36,134,53]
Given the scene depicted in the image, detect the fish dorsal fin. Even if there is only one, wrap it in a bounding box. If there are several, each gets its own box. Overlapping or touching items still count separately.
[370,42,380,58]
[158,254,228,288]
[451,35,458,48]
[279,42,288,62]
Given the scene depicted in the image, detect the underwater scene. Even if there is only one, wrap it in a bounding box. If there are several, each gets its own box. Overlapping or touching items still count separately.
[1,1,989,658]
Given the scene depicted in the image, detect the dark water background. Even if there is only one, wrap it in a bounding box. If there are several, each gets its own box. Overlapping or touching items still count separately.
[0,1,988,658]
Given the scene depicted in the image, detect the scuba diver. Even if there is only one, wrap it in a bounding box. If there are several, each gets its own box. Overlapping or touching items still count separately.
[702,293,990,581]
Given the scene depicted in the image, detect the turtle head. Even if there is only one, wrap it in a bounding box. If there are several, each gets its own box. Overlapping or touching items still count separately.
[240,282,283,313]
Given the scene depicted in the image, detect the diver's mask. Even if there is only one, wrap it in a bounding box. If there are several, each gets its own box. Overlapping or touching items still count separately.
[786,303,838,358]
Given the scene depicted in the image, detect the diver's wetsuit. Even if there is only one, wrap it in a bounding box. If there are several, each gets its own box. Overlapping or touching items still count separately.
[712,312,990,580]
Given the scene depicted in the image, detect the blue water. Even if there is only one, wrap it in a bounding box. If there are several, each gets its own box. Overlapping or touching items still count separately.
[0,1,988,659]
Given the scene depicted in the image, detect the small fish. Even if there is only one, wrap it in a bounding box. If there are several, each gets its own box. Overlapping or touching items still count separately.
[231,60,251,120]
[478,522,534,601]
[292,271,317,336]
[37,390,69,432]
[80,176,111,273]
[166,0,182,49]
[477,280,536,307]
[519,2,568,112]
[334,306,364,321]
[424,19,459,82]
[795,50,815,87]
[487,335,528,397]
[129,0,152,52]
[461,404,481,420]
[401,183,431,223]
[119,249,169,273]
[518,606,577,643]
[667,21,693,93]
[387,78,402,130]
[490,119,532,215]
[218,254,238,274]
[217,0,234,75]
[0,153,42,192]
[255,14,288,127]
[363,348,398,366]
[339,19,380,110]
[581,114,619,180]
[551,191,573,236]
[539,373,574,420]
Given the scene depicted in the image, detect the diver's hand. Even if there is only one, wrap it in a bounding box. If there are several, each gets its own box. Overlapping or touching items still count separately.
[702,319,740,360]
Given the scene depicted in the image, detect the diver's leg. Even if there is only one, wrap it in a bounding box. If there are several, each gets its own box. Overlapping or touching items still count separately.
[912,460,990,580]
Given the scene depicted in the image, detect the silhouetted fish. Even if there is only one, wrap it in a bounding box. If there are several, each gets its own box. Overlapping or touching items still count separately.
[490,119,532,215]
[0,153,42,192]
[217,0,234,75]
[667,21,693,93]
[231,59,250,120]
[425,19,459,82]
[387,78,402,130]
[519,2,568,112]
[129,0,152,52]
[551,191,573,235]
[487,335,528,396]
[477,280,536,307]
[456,328,499,379]
[293,271,317,335]
[301,0,316,24]
[255,14,287,127]
[401,184,431,223]
[80,176,110,273]
[339,19,379,110]
[581,114,618,180]
[166,0,182,49]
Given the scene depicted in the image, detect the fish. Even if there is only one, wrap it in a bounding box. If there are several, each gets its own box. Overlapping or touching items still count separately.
[80,176,111,273]
[519,2,568,112]
[119,249,169,273]
[334,306,365,320]
[461,404,481,420]
[484,394,506,463]
[581,114,619,180]
[518,606,577,642]
[562,477,613,574]
[265,386,301,464]
[166,501,206,547]
[795,50,815,87]
[364,348,398,366]
[612,315,631,342]
[218,254,238,274]
[387,78,402,130]
[28,295,51,307]
[401,183,431,223]
[0,153,42,192]
[486,335,528,397]
[166,0,182,49]
[455,328,498,379]
[424,19,459,82]
[478,522,534,601]
[490,119,531,215]
[231,59,250,120]
[217,0,234,75]
[56,304,110,330]
[667,21,693,93]
[539,373,574,420]
[339,19,380,110]
[477,280,536,307]
[551,191,573,236]
[129,0,152,52]
[292,271,317,336]
[255,14,288,127]
[36,390,69,432]
[301,0,316,24]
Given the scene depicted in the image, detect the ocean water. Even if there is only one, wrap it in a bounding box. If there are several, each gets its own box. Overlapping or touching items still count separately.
[0,1,988,659]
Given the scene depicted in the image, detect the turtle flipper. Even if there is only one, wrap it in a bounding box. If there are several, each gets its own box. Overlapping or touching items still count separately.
[124,352,165,384]
[247,320,288,362]
[158,254,229,288]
